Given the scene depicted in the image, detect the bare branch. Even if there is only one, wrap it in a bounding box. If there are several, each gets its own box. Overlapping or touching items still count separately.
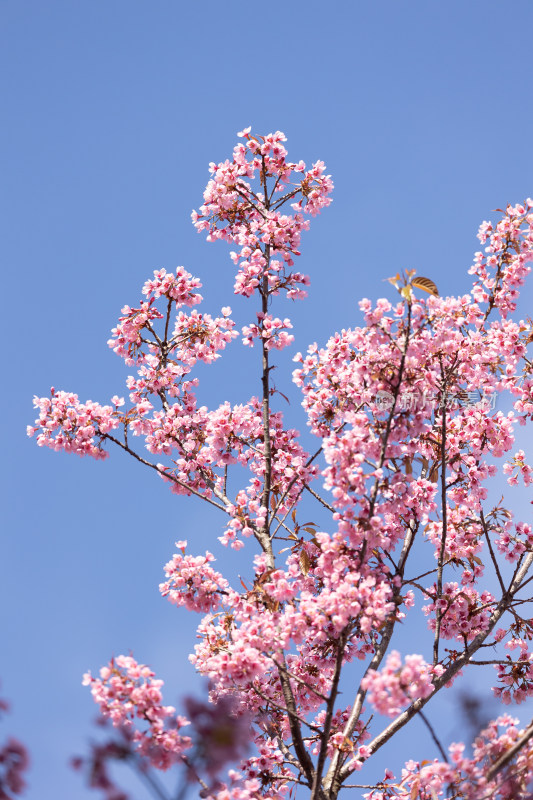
[104,433,228,512]
[419,709,449,763]
[311,632,347,800]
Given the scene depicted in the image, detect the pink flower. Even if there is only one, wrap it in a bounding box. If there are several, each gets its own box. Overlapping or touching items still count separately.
[362,652,444,717]
[83,656,191,769]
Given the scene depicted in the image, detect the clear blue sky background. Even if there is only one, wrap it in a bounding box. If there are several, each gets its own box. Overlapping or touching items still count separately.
[2,1,533,797]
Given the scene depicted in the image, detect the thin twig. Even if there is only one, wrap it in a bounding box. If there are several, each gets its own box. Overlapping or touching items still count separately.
[419,710,449,763]
[104,433,227,512]
[304,483,335,513]
[481,510,507,595]
[433,359,450,665]
[311,632,347,800]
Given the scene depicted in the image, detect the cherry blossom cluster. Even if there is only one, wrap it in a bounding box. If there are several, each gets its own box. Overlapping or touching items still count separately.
[209,770,283,800]
[241,737,286,782]
[27,390,120,459]
[192,128,333,299]
[187,541,398,746]
[493,638,533,705]
[423,506,484,569]
[504,450,533,486]
[514,377,533,423]
[140,397,316,538]
[82,656,191,769]
[241,313,294,350]
[108,269,234,381]
[423,583,495,642]
[310,707,371,764]
[361,651,445,717]
[108,267,203,364]
[160,541,229,612]
[495,520,533,563]
[471,199,533,316]
[365,714,533,800]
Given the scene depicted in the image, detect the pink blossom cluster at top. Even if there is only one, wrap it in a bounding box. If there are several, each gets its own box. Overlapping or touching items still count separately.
[192,128,333,299]
[142,266,203,303]
[361,651,445,717]
[82,656,191,770]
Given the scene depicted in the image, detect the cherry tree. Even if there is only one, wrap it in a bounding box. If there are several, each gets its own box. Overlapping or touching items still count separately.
[28,129,533,800]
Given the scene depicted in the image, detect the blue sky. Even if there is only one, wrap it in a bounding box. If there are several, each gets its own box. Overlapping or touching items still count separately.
[2,1,533,797]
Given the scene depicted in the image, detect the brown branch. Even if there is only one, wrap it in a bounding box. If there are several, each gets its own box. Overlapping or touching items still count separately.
[104,433,227,512]
[270,658,329,702]
[304,483,336,513]
[311,632,347,800]
[481,509,507,595]
[419,709,449,763]
[258,240,275,569]
[433,361,449,665]
[358,300,413,569]
[275,651,316,788]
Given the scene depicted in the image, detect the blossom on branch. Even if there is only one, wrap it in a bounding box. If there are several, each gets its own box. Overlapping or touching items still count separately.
[27,133,533,799]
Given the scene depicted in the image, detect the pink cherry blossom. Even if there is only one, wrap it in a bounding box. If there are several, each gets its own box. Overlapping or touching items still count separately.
[82,656,191,769]
[361,651,445,717]
[28,132,533,799]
